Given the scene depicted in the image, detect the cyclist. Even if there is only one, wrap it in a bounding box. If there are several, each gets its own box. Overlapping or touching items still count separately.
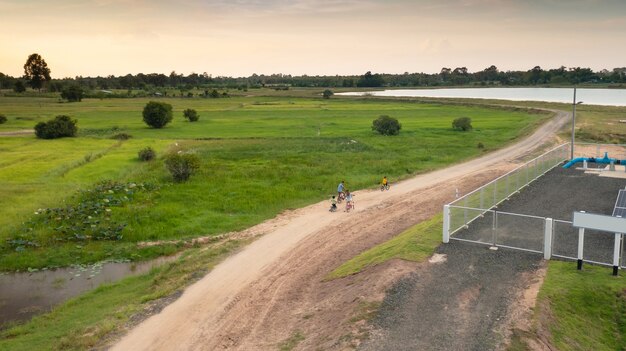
[345,190,354,211]
[382,176,388,188]
[329,195,337,212]
[337,180,345,201]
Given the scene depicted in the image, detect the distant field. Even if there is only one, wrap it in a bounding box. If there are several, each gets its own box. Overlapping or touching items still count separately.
[0,95,548,270]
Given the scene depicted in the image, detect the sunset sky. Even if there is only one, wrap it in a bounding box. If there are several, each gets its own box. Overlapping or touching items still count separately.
[1,0,625,78]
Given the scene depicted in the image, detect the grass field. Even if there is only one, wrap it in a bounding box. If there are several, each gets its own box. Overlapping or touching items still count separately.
[0,95,548,271]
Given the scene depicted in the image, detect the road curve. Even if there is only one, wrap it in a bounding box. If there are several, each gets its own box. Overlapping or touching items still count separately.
[110,110,570,351]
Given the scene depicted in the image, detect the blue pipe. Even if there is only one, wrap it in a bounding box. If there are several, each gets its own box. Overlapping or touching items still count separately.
[563,152,626,169]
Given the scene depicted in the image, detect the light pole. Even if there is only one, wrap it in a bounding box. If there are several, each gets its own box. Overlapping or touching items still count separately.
[570,87,583,160]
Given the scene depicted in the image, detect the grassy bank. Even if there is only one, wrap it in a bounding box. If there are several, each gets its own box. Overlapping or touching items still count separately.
[328,214,442,279]
[0,96,547,271]
[511,261,626,351]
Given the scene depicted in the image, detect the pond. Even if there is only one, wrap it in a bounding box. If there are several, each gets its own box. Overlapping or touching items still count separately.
[337,87,626,106]
[0,256,177,327]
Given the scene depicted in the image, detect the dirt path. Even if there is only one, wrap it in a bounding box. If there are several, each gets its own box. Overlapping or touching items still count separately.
[0,129,33,136]
[109,111,569,350]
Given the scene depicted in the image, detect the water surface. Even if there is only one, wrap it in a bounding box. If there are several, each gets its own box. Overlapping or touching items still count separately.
[338,88,626,106]
[0,256,176,327]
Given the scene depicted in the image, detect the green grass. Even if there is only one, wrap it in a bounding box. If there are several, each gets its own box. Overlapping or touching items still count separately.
[0,96,549,271]
[531,261,626,351]
[277,330,305,351]
[0,238,243,351]
[328,214,442,279]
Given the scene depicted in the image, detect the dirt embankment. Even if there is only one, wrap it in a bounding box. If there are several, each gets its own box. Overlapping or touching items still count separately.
[109,110,569,350]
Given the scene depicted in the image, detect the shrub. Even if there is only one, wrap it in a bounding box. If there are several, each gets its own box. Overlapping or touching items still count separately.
[60,85,84,102]
[322,89,334,99]
[34,115,78,139]
[0,114,7,124]
[164,153,200,182]
[477,142,485,149]
[13,80,26,93]
[183,108,199,122]
[142,101,173,128]
[372,115,402,135]
[138,147,156,161]
[452,117,473,131]
[112,132,132,140]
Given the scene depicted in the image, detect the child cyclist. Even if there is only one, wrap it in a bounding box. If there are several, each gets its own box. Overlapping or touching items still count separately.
[329,195,337,212]
[381,176,389,190]
[345,190,354,212]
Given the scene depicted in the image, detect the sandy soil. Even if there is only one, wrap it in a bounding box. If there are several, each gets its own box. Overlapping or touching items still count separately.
[109,111,569,350]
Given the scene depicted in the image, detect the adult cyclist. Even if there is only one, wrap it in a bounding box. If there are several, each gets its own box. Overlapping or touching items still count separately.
[337,180,345,201]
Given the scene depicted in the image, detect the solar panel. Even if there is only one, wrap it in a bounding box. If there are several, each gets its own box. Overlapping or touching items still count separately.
[613,190,626,217]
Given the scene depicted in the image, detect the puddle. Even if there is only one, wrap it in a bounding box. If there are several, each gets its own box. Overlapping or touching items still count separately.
[0,255,177,327]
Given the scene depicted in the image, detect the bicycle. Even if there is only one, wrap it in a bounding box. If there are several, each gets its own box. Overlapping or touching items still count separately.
[380,183,390,191]
[345,200,355,212]
[337,191,346,203]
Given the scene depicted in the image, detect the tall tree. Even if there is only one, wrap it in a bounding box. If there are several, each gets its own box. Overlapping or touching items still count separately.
[23,53,51,91]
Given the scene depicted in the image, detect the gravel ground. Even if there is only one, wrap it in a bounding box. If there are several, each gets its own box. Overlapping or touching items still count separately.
[455,165,625,264]
[361,243,541,351]
[361,165,625,351]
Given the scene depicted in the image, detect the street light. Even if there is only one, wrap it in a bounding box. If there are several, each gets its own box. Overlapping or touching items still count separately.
[570,87,584,160]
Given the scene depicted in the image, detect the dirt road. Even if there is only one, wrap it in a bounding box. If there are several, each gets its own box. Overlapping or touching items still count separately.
[109,111,569,350]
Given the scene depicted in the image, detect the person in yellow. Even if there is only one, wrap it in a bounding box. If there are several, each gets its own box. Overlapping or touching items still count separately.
[381,176,389,191]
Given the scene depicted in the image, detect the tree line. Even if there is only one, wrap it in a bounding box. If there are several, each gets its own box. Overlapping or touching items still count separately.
[2,54,626,94]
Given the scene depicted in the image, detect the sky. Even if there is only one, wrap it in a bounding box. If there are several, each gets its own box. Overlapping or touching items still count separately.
[1,0,625,78]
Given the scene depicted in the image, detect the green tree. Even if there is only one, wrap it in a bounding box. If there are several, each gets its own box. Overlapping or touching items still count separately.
[183,108,199,122]
[357,71,385,87]
[61,85,84,102]
[0,114,7,124]
[372,115,401,135]
[322,89,334,99]
[452,117,472,131]
[34,115,78,139]
[142,101,173,128]
[23,53,51,91]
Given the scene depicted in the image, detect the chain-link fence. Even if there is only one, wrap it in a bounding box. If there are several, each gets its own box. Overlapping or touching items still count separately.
[446,143,569,238]
[442,142,626,270]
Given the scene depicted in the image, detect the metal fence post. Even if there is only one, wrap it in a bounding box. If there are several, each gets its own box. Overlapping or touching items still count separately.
[577,227,585,270]
[544,218,553,260]
[480,188,484,209]
[492,211,497,246]
[493,181,497,207]
[443,205,450,243]
[613,233,621,276]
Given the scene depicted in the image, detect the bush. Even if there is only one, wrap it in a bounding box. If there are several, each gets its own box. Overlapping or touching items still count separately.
[34,115,78,139]
[477,142,485,149]
[138,147,156,161]
[0,114,7,124]
[322,89,334,99]
[60,85,84,102]
[183,108,199,122]
[13,81,26,93]
[112,132,132,140]
[164,153,200,182]
[452,117,473,131]
[142,101,173,128]
[372,115,402,135]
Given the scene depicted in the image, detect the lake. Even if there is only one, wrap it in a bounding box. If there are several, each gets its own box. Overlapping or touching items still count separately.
[337,87,626,106]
